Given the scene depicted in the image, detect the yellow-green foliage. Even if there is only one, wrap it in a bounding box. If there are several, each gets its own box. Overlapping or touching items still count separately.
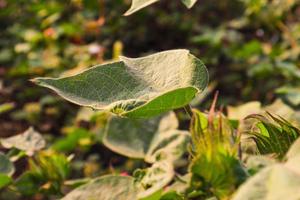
[247,112,300,159]
[188,109,247,199]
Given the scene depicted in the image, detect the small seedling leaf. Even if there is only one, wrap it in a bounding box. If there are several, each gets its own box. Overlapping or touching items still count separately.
[1,127,46,156]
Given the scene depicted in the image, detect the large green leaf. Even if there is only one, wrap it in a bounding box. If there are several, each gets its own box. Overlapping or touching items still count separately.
[33,50,208,118]
[124,0,198,16]
[233,165,300,200]
[0,153,14,176]
[234,138,300,200]
[62,162,175,200]
[103,112,190,162]
[62,175,138,200]
[0,127,46,156]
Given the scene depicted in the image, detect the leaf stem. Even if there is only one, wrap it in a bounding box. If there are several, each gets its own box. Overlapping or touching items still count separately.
[183,104,193,118]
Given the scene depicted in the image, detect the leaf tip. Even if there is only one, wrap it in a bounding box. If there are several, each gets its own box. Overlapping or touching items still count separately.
[123,10,131,16]
[30,78,41,85]
[181,0,198,9]
[30,77,51,87]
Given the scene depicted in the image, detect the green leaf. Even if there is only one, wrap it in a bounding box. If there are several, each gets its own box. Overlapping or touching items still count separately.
[51,128,93,152]
[0,153,15,176]
[33,49,208,118]
[160,191,184,200]
[124,0,198,16]
[14,151,72,195]
[135,161,174,199]
[103,112,190,163]
[124,0,159,16]
[181,0,198,8]
[62,175,138,200]
[232,165,300,200]
[63,161,175,200]
[1,127,46,156]
[246,113,300,159]
[14,171,43,196]
[31,151,71,183]
[235,136,300,200]
[0,174,12,189]
[64,178,92,189]
[0,102,15,115]
[139,189,162,200]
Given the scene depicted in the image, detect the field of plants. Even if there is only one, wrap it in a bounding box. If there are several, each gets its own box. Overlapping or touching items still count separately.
[1,0,300,199]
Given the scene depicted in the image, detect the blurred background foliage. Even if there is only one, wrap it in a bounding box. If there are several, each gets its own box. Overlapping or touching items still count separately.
[0,0,300,198]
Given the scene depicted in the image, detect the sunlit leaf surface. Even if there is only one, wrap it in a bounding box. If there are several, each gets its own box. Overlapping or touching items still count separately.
[103,112,189,163]
[124,0,198,16]
[33,50,208,118]
[62,175,138,200]
[1,127,46,156]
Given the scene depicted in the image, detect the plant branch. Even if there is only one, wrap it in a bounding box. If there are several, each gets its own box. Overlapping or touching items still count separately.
[183,104,193,119]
